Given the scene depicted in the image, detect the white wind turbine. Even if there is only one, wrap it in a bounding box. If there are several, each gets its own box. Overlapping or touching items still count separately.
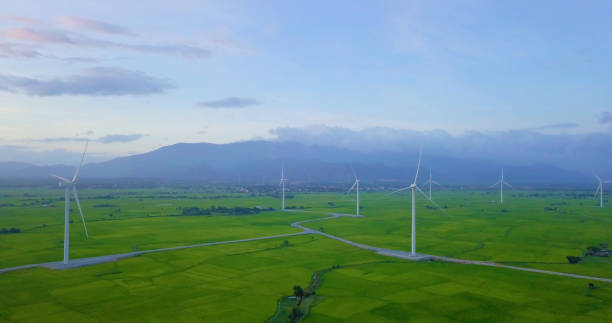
[423,168,440,200]
[346,167,360,216]
[594,175,611,208]
[391,150,444,257]
[280,166,287,210]
[491,168,513,204]
[50,141,89,264]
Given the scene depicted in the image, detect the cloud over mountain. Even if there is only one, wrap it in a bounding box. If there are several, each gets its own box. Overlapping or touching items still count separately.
[269,125,612,173]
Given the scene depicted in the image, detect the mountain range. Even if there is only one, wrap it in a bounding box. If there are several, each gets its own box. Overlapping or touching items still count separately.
[0,141,596,187]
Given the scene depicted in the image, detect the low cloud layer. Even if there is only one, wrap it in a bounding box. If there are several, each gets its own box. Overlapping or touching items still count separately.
[0,145,108,164]
[197,97,260,109]
[38,137,89,143]
[269,125,612,174]
[0,67,173,96]
[98,134,145,143]
[529,123,579,130]
[35,133,145,144]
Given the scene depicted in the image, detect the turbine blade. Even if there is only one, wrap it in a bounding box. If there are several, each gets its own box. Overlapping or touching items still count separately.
[416,185,431,201]
[594,173,602,182]
[413,148,422,185]
[50,174,71,183]
[416,185,449,216]
[351,165,357,180]
[503,181,514,189]
[431,180,440,186]
[389,186,411,195]
[346,180,358,194]
[594,184,601,198]
[490,180,501,188]
[72,141,88,182]
[72,186,88,239]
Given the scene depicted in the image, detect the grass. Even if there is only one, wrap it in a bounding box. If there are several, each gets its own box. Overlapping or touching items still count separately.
[299,190,612,277]
[0,188,325,268]
[306,261,612,322]
[1,187,611,321]
[0,235,383,322]
[1,234,611,322]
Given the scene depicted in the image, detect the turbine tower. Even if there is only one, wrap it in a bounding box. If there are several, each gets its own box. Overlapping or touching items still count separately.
[423,168,440,200]
[280,166,287,210]
[346,167,360,216]
[50,141,89,264]
[594,175,611,208]
[491,168,512,204]
[391,150,443,256]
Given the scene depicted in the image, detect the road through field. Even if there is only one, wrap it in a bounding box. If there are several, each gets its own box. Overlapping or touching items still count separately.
[291,211,612,283]
[0,231,309,273]
[1,210,612,284]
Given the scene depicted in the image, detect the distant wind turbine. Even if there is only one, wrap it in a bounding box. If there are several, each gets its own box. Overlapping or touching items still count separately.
[594,175,611,208]
[280,166,287,210]
[346,167,360,216]
[423,168,440,200]
[391,149,445,257]
[491,168,513,204]
[50,141,89,264]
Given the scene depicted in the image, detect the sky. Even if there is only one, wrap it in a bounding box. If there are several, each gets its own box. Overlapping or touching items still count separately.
[0,0,611,165]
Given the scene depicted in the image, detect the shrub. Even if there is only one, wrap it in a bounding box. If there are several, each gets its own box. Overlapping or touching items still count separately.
[0,227,21,234]
[182,207,203,216]
[587,245,602,253]
[567,256,582,264]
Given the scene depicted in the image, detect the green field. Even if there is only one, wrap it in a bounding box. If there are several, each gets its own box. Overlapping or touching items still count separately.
[0,187,611,322]
[299,190,612,278]
[0,188,325,268]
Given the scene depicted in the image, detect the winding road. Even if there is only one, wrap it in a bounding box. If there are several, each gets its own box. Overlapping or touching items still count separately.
[1,210,611,284]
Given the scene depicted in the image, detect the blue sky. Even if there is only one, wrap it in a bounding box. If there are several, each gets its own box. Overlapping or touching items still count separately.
[0,1,611,163]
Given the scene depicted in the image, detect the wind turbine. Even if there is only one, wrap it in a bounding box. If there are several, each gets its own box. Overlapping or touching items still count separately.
[50,141,89,264]
[491,168,512,204]
[594,175,611,208]
[391,150,444,257]
[280,166,287,210]
[346,167,360,216]
[423,168,440,200]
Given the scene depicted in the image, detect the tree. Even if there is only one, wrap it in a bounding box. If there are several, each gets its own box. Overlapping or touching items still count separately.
[181,207,203,216]
[293,285,304,303]
[567,256,582,264]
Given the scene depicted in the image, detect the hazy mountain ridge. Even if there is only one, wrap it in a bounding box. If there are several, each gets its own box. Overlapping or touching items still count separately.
[0,141,594,186]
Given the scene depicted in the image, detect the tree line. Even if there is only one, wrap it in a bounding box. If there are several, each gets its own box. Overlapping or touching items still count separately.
[179,205,275,216]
